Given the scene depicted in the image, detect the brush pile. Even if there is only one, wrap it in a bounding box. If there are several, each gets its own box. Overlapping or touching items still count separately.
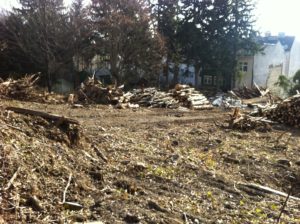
[227,108,272,132]
[76,76,124,104]
[0,75,66,104]
[0,75,39,100]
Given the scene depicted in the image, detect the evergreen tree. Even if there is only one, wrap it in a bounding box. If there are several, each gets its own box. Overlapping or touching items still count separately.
[179,0,258,90]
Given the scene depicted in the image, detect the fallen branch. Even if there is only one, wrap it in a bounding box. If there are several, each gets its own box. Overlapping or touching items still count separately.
[276,185,293,224]
[4,167,20,191]
[92,144,108,163]
[238,183,300,201]
[62,174,72,203]
[6,107,79,125]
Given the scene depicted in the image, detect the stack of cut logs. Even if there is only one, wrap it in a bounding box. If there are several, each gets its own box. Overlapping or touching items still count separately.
[0,74,39,100]
[76,79,212,110]
[129,88,178,108]
[264,93,300,127]
[171,84,213,109]
[129,85,212,109]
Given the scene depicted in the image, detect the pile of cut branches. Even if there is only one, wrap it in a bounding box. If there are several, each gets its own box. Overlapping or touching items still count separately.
[0,75,39,100]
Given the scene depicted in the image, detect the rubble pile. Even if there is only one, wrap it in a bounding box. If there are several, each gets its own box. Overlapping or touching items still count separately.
[212,94,244,108]
[264,93,300,127]
[0,106,106,223]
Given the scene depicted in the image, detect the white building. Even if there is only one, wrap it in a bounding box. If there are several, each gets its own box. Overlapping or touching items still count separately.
[237,34,300,94]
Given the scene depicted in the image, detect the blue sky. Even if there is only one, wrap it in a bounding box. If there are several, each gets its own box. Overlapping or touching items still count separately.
[1,0,300,38]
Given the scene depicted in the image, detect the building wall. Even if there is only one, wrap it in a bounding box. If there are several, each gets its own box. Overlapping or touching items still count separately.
[159,64,196,87]
[266,64,284,95]
[288,37,300,77]
[253,42,285,88]
[236,56,254,88]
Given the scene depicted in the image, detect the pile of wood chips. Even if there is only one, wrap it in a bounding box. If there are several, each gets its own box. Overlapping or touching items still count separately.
[264,93,300,127]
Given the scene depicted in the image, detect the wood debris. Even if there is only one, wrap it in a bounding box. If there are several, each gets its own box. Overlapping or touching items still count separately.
[76,76,124,104]
[128,85,212,109]
[227,108,273,132]
[0,74,39,99]
[0,74,66,104]
[75,79,212,110]
[264,93,300,127]
[238,183,300,201]
[231,83,269,99]
[6,106,79,125]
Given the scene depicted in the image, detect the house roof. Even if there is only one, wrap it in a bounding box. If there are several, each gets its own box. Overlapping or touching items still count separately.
[260,35,295,51]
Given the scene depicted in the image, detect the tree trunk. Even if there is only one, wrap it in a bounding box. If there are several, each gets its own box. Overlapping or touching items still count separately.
[195,63,201,89]
[164,57,170,89]
[46,70,52,93]
[110,40,120,86]
[173,62,179,86]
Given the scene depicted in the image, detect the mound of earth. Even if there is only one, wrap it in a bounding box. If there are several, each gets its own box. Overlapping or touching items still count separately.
[0,106,105,223]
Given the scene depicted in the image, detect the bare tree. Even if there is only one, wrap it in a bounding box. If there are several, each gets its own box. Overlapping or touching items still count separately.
[3,0,73,92]
[90,0,164,85]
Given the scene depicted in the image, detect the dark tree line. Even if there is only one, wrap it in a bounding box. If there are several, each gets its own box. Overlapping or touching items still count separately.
[0,0,258,91]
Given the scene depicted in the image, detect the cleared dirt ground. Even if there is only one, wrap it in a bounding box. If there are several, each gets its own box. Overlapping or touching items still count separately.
[1,100,300,223]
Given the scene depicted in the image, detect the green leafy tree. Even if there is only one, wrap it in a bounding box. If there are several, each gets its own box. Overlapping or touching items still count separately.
[275,75,292,93]
[289,70,300,95]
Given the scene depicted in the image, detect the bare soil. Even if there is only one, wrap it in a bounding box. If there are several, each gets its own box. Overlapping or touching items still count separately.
[1,100,300,223]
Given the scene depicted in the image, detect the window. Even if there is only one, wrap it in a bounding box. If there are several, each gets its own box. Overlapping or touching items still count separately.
[239,62,248,72]
[214,76,224,86]
[203,75,213,85]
